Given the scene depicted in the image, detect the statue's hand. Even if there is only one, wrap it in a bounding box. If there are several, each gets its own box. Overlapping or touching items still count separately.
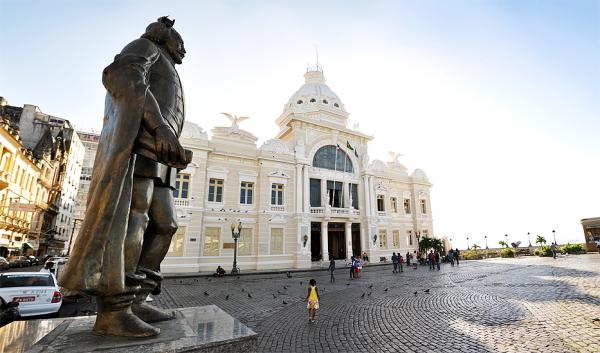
[154,125,186,168]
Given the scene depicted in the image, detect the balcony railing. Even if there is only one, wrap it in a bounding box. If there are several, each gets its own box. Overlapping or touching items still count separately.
[269,205,285,212]
[331,207,349,215]
[310,207,324,214]
[174,198,190,207]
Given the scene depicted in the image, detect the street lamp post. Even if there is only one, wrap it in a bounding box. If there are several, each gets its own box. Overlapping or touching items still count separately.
[505,234,508,248]
[527,232,531,247]
[484,235,488,250]
[415,231,421,263]
[67,218,83,256]
[552,229,556,245]
[466,236,469,250]
[231,221,242,275]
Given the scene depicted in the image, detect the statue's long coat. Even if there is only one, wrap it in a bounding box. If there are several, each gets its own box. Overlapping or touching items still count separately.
[61,38,183,296]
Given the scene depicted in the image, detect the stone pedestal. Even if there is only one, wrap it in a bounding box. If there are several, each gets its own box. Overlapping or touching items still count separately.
[0,306,256,353]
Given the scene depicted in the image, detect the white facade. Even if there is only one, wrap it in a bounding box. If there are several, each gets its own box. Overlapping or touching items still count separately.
[162,67,434,273]
[71,131,100,253]
[54,130,84,250]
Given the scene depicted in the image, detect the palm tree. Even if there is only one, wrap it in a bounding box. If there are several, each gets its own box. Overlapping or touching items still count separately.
[472,244,481,251]
[535,235,546,247]
[498,240,507,248]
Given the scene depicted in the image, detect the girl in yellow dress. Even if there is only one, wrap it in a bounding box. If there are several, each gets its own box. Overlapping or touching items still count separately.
[305,279,320,322]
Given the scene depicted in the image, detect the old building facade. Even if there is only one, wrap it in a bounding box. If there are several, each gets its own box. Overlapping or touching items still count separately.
[162,68,434,273]
[0,98,84,256]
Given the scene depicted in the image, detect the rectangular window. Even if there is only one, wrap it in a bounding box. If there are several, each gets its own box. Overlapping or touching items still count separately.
[404,199,411,214]
[393,230,400,248]
[167,226,186,257]
[420,199,427,214]
[326,180,344,208]
[422,230,429,238]
[377,195,385,212]
[203,227,220,256]
[271,183,284,205]
[240,181,254,204]
[390,197,398,213]
[349,183,359,209]
[407,230,413,246]
[208,178,224,203]
[270,228,283,255]
[378,229,387,249]
[238,228,252,256]
[310,179,321,207]
[173,173,191,198]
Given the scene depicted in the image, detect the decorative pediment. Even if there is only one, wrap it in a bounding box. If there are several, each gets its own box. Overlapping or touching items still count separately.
[268,170,290,179]
[260,139,292,155]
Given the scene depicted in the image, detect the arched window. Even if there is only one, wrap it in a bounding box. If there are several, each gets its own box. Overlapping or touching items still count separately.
[313,145,353,173]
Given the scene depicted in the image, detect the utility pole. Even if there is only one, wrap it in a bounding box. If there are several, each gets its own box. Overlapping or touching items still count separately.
[67,218,83,256]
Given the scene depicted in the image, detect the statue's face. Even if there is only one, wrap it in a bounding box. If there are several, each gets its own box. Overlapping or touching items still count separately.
[165,30,186,64]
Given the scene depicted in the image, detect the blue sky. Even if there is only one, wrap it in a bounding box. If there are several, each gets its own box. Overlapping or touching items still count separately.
[1,0,599,248]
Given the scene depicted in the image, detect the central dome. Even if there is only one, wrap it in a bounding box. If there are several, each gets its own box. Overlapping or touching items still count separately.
[285,67,346,112]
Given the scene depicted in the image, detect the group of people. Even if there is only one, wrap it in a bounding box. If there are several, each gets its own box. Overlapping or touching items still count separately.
[391,252,404,273]
[327,255,365,283]
[447,248,460,266]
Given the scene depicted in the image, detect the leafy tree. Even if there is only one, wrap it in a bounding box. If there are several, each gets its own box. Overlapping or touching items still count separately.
[498,240,507,248]
[535,235,546,246]
[419,237,444,254]
[472,244,481,251]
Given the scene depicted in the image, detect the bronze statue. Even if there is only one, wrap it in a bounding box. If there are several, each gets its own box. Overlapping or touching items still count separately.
[60,16,192,337]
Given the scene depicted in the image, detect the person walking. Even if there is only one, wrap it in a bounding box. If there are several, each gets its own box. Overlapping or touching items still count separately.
[406,251,411,266]
[428,250,435,270]
[551,242,557,259]
[412,251,418,269]
[305,279,320,323]
[392,252,398,273]
[328,257,336,283]
[434,250,440,270]
[448,249,454,266]
[596,239,600,254]
[349,256,355,279]
[398,254,404,273]
[455,248,460,266]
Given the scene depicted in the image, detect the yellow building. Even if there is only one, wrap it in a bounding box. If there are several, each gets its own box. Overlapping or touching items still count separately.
[0,114,49,257]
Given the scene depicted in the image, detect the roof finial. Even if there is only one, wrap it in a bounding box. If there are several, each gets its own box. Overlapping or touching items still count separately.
[315,44,320,70]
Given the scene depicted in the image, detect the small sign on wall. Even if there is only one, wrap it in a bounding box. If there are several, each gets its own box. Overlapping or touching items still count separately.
[190,238,197,242]
[223,243,235,249]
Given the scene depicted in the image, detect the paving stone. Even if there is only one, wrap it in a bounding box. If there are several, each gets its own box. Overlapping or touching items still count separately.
[153,254,600,353]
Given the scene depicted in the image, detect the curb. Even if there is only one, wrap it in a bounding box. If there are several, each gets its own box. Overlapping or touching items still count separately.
[164,261,395,279]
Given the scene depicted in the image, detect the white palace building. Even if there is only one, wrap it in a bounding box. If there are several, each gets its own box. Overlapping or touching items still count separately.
[162,67,434,273]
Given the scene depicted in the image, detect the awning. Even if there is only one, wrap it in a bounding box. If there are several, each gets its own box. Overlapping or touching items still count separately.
[22,242,34,249]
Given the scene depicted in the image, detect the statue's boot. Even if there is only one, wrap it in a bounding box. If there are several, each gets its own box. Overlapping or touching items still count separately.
[94,293,160,337]
[132,267,174,323]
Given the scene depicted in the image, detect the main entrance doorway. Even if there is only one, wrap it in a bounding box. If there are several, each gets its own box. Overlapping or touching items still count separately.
[328,222,346,260]
[351,223,361,257]
[310,222,322,261]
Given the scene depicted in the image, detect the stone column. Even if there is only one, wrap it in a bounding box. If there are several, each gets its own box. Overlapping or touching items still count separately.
[321,178,328,207]
[295,164,302,213]
[362,175,370,216]
[303,165,310,213]
[345,221,352,259]
[344,181,350,209]
[321,221,329,261]
[368,176,376,216]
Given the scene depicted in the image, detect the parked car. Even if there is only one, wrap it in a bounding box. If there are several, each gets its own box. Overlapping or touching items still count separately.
[0,258,9,271]
[27,256,39,266]
[0,272,62,317]
[8,256,31,268]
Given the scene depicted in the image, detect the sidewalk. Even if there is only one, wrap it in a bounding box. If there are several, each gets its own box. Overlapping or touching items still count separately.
[164,259,394,279]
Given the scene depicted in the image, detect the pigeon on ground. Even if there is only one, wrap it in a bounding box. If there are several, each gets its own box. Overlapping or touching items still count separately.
[286,272,292,278]
[346,283,351,286]
[277,290,282,294]
[204,291,209,296]
[241,288,245,292]
[247,293,252,298]
[368,292,372,296]
[414,291,418,296]
[368,284,373,289]
[225,295,230,300]
[207,278,212,282]
[283,300,288,305]
[424,289,430,294]
[283,285,288,289]
[272,294,277,299]
[361,293,365,298]
[384,288,388,292]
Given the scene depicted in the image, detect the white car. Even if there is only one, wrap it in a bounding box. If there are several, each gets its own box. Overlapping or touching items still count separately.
[0,272,62,317]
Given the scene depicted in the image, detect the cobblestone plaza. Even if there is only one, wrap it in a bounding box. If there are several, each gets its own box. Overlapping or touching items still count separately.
[155,255,600,353]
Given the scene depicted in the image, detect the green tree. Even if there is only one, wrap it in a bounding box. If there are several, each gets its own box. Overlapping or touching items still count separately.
[419,237,444,253]
[498,240,507,248]
[472,244,481,251]
[535,235,546,247]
